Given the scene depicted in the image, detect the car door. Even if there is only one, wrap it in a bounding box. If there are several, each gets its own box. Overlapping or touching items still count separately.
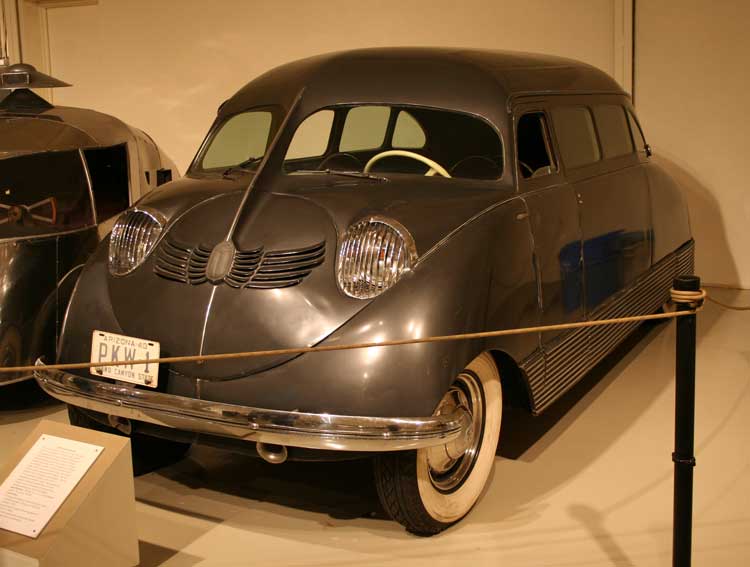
[548,97,652,371]
[512,102,586,412]
[549,98,651,309]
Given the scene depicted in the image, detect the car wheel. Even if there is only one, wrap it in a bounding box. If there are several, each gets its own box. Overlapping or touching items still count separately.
[373,352,502,535]
[67,405,191,475]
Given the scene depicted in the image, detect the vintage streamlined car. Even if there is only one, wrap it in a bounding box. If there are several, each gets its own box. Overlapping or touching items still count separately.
[34,48,692,535]
[0,63,176,385]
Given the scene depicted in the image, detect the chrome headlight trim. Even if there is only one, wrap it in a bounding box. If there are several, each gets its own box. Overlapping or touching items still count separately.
[108,207,166,276]
[337,215,418,299]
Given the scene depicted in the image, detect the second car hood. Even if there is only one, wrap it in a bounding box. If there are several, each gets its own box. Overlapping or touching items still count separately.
[108,174,513,379]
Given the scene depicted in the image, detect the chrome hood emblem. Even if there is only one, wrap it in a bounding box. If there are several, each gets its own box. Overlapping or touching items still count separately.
[205,240,236,284]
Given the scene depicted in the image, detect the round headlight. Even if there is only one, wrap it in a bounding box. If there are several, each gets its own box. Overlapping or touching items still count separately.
[108,208,165,276]
[337,216,418,299]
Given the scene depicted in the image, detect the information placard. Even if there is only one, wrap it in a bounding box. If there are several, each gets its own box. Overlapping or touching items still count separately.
[0,435,103,538]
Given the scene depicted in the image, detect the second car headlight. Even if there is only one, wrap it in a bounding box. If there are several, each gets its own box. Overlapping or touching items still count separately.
[337,216,418,299]
[109,208,165,276]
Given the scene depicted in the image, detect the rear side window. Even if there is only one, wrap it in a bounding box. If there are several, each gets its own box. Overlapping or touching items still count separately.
[593,105,633,158]
[626,111,647,153]
[392,111,426,149]
[339,106,390,151]
[551,106,600,169]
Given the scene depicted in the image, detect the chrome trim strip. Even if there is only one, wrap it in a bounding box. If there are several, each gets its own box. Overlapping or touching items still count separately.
[224,89,305,241]
[528,239,695,414]
[0,224,95,245]
[198,286,217,356]
[78,148,98,226]
[33,363,468,452]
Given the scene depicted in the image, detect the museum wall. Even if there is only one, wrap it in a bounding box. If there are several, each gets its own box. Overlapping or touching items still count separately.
[25,0,624,173]
[635,0,750,288]
[11,0,750,288]
[19,0,748,287]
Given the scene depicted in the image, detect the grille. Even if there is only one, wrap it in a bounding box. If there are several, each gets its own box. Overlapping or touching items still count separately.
[244,241,325,289]
[154,237,325,289]
[154,239,212,285]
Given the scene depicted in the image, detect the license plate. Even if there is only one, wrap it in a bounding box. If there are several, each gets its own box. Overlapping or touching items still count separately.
[90,330,160,387]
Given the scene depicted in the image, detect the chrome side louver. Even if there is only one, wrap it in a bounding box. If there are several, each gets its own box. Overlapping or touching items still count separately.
[153,237,325,289]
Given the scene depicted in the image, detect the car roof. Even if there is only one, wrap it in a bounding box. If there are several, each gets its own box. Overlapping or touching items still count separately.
[220,47,626,126]
[0,89,143,160]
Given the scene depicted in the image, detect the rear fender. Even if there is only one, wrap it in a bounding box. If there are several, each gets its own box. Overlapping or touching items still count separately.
[645,160,692,263]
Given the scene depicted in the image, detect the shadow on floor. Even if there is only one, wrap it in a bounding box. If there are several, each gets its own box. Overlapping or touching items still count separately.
[138,540,202,567]
[499,320,664,460]
[144,448,384,522]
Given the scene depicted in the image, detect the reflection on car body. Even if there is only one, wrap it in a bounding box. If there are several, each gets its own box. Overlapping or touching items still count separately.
[0,65,176,385]
[34,49,693,534]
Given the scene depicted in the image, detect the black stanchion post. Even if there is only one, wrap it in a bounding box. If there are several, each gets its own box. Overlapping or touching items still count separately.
[672,275,700,567]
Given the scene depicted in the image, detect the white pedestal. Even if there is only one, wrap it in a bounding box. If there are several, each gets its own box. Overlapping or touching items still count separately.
[0,420,139,567]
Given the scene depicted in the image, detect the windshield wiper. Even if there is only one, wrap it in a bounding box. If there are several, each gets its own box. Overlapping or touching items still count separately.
[222,156,263,177]
[293,169,388,182]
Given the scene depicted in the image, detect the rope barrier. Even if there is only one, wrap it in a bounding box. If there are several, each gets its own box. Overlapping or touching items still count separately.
[0,286,715,375]
[670,288,707,307]
[706,295,750,311]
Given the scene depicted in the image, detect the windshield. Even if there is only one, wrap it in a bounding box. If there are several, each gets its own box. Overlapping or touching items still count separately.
[193,104,504,181]
[0,150,95,238]
[194,110,275,173]
[284,105,503,180]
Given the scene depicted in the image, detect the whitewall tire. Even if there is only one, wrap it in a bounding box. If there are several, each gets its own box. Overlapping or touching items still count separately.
[374,352,502,535]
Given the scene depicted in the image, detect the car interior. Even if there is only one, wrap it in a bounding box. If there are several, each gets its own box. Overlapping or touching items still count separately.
[282,105,504,180]
[515,112,556,179]
[0,150,95,236]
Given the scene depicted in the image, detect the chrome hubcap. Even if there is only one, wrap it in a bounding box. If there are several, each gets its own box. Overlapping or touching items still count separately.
[426,371,484,492]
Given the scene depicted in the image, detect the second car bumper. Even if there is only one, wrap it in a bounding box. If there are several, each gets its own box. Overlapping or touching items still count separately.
[33,362,470,452]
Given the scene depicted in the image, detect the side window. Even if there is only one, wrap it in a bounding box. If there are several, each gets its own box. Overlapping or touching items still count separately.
[201,111,272,169]
[286,110,335,160]
[83,145,130,221]
[392,110,426,149]
[551,106,601,169]
[339,106,390,152]
[516,112,556,179]
[626,110,647,153]
[593,105,633,158]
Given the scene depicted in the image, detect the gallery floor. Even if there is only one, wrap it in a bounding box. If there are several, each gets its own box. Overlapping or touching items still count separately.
[1,288,748,566]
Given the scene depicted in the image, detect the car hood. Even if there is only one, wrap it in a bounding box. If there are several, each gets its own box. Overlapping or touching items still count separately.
[109,174,512,379]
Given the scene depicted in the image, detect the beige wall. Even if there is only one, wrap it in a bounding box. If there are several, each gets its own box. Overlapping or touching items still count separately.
[636,1,750,288]
[33,0,627,175]
[17,1,747,286]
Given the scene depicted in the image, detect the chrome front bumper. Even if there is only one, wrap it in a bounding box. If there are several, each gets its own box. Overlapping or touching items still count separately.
[33,363,469,452]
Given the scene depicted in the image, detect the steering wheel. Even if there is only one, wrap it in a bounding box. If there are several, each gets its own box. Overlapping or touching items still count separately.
[364,150,451,178]
[318,152,362,171]
[518,161,534,178]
